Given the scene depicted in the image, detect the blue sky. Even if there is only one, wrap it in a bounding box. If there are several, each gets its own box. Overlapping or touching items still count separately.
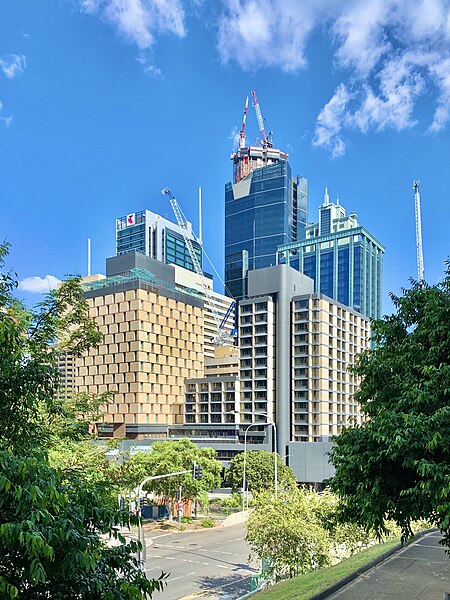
[1,0,449,314]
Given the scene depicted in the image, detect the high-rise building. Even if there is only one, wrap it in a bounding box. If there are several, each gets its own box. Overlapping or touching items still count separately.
[116,209,202,273]
[173,264,370,481]
[277,188,385,320]
[239,265,370,471]
[75,256,205,438]
[73,252,236,438]
[225,127,308,300]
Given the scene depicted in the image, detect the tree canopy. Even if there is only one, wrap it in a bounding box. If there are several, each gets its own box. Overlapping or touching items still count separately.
[0,242,165,598]
[246,488,374,581]
[329,266,450,548]
[225,450,297,495]
[118,439,222,513]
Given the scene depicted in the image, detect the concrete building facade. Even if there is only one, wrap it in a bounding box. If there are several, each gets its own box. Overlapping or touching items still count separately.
[76,260,205,438]
[239,265,370,460]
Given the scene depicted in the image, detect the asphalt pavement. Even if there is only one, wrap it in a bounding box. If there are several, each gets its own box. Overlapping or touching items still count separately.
[323,530,449,600]
[144,522,259,600]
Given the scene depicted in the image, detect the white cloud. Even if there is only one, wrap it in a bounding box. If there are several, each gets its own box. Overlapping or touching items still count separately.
[313,83,351,158]
[80,0,186,49]
[0,54,27,79]
[228,125,240,149]
[135,56,162,76]
[217,0,325,72]
[312,0,450,154]
[19,275,62,293]
[77,0,450,153]
[214,0,450,155]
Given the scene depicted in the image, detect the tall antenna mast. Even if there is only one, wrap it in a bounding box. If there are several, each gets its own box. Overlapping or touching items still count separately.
[413,180,424,282]
[87,238,91,277]
[198,187,202,244]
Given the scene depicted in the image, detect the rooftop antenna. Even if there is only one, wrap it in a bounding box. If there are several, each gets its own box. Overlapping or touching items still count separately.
[413,180,424,282]
[87,238,91,277]
[198,187,202,245]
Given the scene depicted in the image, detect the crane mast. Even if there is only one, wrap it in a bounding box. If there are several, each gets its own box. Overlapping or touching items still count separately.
[413,180,424,282]
[161,187,235,345]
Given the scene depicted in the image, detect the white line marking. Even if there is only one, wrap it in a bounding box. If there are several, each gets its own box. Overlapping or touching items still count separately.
[150,533,174,539]
[202,562,209,565]
[145,565,163,572]
[165,556,175,560]
[217,564,229,569]
[168,571,196,582]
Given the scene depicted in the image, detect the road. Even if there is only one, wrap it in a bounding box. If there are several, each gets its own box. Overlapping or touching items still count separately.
[143,522,259,600]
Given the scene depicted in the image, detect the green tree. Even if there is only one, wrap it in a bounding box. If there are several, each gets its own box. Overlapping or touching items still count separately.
[225,450,296,495]
[329,267,450,548]
[0,242,166,598]
[246,488,333,581]
[246,488,377,582]
[117,439,222,516]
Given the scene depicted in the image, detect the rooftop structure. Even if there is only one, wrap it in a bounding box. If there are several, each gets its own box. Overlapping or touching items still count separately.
[116,209,202,273]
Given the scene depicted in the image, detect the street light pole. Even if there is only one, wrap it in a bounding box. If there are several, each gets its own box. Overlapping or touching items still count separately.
[135,468,191,569]
[257,412,278,499]
[242,423,261,512]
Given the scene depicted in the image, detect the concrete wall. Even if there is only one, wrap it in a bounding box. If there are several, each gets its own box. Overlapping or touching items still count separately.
[288,441,335,484]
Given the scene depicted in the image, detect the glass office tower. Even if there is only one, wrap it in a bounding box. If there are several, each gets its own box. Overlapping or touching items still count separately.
[225,159,308,300]
[277,189,385,320]
[116,209,202,273]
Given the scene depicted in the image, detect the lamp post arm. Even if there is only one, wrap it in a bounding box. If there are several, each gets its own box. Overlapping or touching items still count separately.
[137,470,191,496]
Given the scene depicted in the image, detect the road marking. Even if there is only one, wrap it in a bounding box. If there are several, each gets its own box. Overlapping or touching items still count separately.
[168,571,196,582]
[145,565,163,572]
[202,562,209,565]
[165,556,175,560]
[217,564,229,569]
[150,533,174,540]
[151,555,162,558]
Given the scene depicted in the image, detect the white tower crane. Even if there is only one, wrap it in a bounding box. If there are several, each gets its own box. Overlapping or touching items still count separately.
[413,180,424,282]
[161,187,235,345]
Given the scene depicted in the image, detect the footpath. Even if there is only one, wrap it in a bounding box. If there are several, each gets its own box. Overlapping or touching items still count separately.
[321,530,449,600]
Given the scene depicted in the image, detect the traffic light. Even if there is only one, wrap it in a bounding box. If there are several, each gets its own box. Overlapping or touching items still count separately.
[139,496,146,511]
[192,461,203,480]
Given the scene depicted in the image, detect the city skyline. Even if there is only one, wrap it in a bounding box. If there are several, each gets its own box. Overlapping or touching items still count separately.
[1,1,450,315]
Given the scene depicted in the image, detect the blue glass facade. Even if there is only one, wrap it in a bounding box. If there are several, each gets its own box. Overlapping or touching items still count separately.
[278,227,384,320]
[116,210,202,274]
[225,161,308,299]
[164,229,202,272]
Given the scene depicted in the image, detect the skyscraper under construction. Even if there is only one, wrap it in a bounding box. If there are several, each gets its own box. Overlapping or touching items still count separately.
[225,92,308,300]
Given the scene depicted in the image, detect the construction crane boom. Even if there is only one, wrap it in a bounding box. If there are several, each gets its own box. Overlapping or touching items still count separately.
[251,90,272,148]
[413,180,424,282]
[161,187,235,345]
[239,96,249,149]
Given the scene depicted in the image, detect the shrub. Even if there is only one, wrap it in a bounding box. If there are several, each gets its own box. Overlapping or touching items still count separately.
[200,518,215,528]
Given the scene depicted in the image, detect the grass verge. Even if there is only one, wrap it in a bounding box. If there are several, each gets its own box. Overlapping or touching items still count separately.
[253,539,400,600]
